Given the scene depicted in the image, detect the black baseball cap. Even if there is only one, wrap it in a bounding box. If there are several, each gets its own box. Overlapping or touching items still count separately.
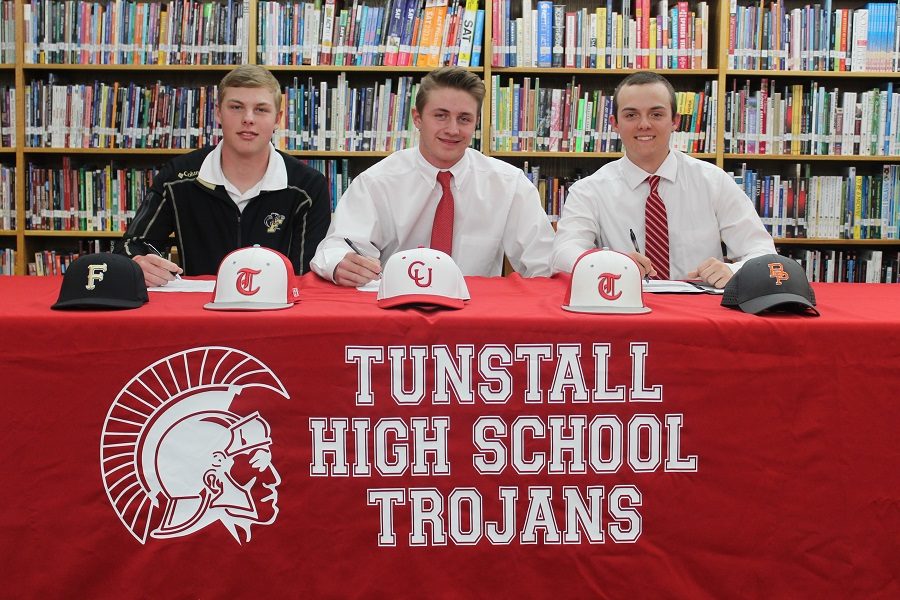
[721,254,819,316]
[52,253,149,310]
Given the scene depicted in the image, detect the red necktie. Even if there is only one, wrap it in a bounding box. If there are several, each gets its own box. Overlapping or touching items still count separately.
[430,171,454,256]
[644,175,670,280]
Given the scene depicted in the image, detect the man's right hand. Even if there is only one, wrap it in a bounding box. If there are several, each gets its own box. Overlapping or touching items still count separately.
[334,252,382,287]
[626,251,657,279]
[133,254,182,287]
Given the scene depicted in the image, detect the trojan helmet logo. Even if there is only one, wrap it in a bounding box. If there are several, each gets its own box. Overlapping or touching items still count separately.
[768,262,790,286]
[264,213,285,233]
[597,272,623,300]
[236,268,262,296]
[407,260,433,288]
[100,346,289,544]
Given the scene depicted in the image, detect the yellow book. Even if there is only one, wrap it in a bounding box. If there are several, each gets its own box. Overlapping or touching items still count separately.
[416,0,437,67]
[853,175,863,239]
[597,8,606,69]
[791,84,802,155]
[649,17,657,68]
[427,0,449,67]
[614,13,623,69]
[159,8,169,64]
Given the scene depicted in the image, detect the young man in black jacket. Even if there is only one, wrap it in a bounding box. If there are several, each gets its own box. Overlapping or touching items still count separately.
[119,65,331,286]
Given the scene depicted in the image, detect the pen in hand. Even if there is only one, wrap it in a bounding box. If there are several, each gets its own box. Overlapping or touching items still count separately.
[344,238,381,279]
[144,242,181,279]
[629,229,650,283]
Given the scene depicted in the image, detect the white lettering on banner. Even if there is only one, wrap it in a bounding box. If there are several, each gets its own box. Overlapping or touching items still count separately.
[472,414,697,475]
[309,417,450,477]
[367,485,640,547]
[327,342,698,547]
[346,343,663,406]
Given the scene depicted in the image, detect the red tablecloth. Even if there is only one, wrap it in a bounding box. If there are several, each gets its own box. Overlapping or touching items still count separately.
[1,274,898,598]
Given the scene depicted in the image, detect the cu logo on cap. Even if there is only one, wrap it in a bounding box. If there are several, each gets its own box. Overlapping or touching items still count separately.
[407,260,433,288]
[236,268,262,296]
[768,262,790,286]
[597,272,622,300]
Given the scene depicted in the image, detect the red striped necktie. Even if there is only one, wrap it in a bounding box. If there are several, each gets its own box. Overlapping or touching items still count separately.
[430,171,454,256]
[644,175,670,280]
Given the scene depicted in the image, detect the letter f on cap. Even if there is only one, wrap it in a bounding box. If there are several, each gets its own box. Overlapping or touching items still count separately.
[86,263,108,290]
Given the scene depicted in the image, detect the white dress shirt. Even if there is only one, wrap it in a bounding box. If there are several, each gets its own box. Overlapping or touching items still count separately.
[551,150,775,278]
[198,142,288,212]
[311,147,555,279]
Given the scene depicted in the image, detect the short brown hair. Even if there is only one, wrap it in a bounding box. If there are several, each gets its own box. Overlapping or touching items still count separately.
[612,71,677,119]
[416,67,486,114]
[218,65,282,112]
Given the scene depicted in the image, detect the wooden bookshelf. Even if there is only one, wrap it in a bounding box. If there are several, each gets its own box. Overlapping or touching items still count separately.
[1,0,899,279]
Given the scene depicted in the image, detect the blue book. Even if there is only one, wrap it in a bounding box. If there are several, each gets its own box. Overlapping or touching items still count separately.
[537,1,552,67]
[471,9,485,67]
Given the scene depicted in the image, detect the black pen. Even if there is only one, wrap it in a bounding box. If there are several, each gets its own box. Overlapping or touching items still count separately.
[344,238,381,279]
[144,242,181,279]
[629,229,650,283]
[344,237,364,256]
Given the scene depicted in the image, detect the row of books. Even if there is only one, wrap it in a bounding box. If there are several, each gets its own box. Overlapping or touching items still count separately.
[24,75,485,152]
[23,158,349,231]
[728,1,900,72]
[522,161,582,220]
[26,77,223,149]
[0,0,13,63]
[29,239,116,275]
[271,74,427,152]
[26,160,152,231]
[492,0,709,69]
[724,80,900,156]
[0,163,14,230]
[23,0,249,65]
[300,158,351,210]
[0,85,14,146]
[730,163,900,241]
[490,76,716,154]
[257,0,485,67]
[780,248,900,284]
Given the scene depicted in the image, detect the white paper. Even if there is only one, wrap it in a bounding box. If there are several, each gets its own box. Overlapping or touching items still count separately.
[642,280,723,294]
[149,279,216,293]
[356,279,381,293]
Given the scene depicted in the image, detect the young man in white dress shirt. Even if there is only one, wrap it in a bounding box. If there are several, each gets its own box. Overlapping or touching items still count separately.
[310,67,555,286]
[550,71,775,288]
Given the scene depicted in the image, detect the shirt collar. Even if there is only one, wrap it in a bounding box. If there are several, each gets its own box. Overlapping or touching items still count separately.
[415,147,470,188]
[619,150,679,190]
[198,142,288,191]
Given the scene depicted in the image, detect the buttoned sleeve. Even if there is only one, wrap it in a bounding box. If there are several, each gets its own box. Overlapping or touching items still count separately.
[502,172,556,277]
[550,179,601,274]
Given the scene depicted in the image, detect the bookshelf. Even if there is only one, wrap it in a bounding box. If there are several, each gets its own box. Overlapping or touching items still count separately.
[1,0,899,281]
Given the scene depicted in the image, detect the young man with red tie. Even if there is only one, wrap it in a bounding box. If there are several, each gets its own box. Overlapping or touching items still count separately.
[550,71,774,288]
[311,67,555,286]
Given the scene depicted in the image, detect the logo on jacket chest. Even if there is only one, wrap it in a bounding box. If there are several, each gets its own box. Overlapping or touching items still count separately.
[265,212,286,233]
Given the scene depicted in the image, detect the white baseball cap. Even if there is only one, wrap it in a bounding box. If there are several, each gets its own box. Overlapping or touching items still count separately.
[204,245,300,311]
[562,249,651,314]
[377,248,470,309]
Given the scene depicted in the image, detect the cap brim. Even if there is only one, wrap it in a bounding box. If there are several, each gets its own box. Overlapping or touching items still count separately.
[51,298,146,310]
[203,301,295,311]
[738,293,819,316]
[378,293,465,310]
[562,304,651,314]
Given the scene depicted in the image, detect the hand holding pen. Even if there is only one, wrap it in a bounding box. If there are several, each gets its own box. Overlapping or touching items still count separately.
[628,229,656,282]
[133,242,183,287]
[333,238,382,287]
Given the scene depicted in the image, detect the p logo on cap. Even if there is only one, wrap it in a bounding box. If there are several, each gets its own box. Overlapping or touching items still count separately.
[204,245,300,311]
[722,253,818,315]
[563,249,651,314]
[52,253,149,310]
[377,248,470,309]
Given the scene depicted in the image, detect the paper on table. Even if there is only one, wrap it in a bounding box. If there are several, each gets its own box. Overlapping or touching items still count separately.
[149,279,216,293]
[642,280,724,294]
[356,279,381,292]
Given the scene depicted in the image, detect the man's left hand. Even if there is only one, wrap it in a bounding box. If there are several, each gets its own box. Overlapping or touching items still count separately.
[688,258,733,289]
